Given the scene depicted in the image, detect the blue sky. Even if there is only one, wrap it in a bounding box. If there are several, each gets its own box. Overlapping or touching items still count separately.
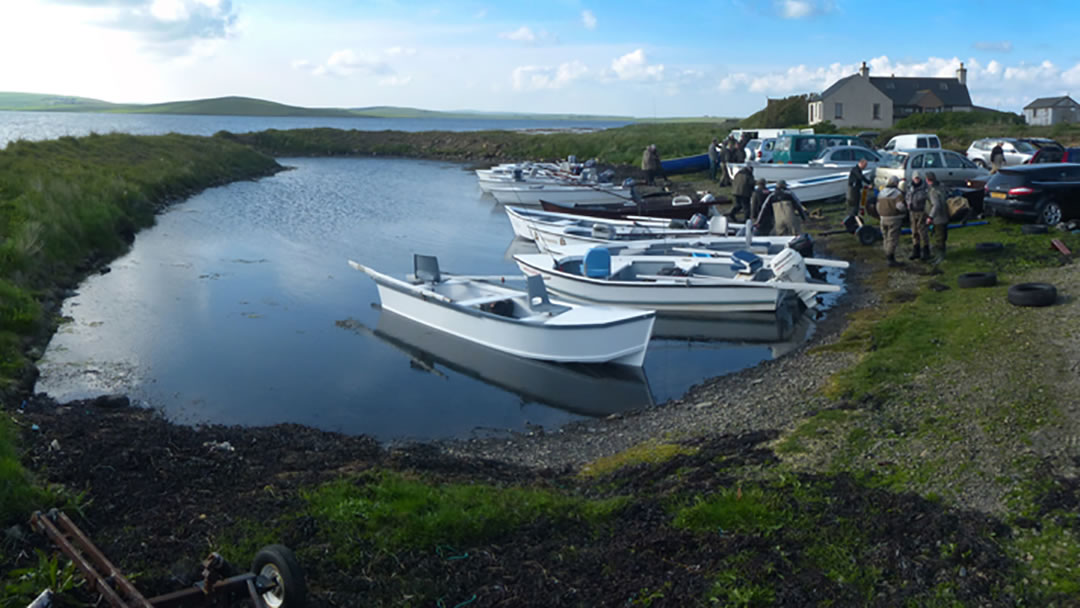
[3,0,1079,116]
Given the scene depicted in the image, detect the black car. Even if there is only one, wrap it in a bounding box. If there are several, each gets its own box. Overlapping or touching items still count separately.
[984,163,1080,224]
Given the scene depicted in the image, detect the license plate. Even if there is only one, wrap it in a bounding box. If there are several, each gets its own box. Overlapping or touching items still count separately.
[990,192,1007,199]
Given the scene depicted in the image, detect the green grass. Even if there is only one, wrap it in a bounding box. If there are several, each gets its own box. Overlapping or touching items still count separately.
[0,418,42,525]
[220,120,738,166]
[579,439,698,477]
[303,471,629,561]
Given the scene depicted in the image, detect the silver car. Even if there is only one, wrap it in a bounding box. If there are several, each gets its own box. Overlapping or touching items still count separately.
[808,145,882,167]
[966,138,1037,168]
[874,148,989,189]
[743,138,775,163]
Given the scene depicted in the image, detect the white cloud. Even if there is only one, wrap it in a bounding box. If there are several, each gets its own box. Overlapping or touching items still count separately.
[384,46,416,57]
[582,9,597,30]
[309,49,393,78]
[773,0,833,19]
[611,49,664,81]
[511,60,588,91]
[500,26,536,42]
[46,0,238,55]
[379,75,412,87]
[973,40,1013,53]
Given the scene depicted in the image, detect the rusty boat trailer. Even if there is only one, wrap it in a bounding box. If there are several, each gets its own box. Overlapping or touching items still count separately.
[30,509,305,608]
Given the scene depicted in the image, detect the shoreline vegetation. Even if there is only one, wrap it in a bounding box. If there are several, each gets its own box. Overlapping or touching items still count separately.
[2,125,1080,605]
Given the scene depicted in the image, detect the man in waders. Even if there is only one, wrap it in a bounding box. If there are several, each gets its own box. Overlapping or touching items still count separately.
[730,164,755,221]
[925,171,949,264]
[846,159,872,218]
[876,176,906,267]
[750,178,772,234]
[756,180,807,236]
[905,171,930,260]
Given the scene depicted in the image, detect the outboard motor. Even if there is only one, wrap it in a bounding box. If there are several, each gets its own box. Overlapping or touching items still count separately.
[584,158,596,168]
[599,169,616,183]
[688,213,709,229]
[622,177,636,188]
[787,233,814,259]
[512,168,524,182]
[767,248,816,308]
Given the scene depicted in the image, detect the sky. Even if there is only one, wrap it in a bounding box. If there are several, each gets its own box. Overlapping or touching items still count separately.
[3,0,1080,117]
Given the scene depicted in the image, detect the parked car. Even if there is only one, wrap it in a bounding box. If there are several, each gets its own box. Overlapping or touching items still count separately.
[1020,137,1061,150]
[1027,143,1080,164]
[879,134,941,154]
[983,163,1080,224]
[771,134,865,164]
[856,131,879,149]
[966,138,1037,168]
[873,148,989,189]
[743,138,776,163]
[808,145,882,167]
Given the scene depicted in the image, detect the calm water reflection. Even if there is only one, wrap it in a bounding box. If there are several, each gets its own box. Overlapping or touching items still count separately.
[37,157,820,441]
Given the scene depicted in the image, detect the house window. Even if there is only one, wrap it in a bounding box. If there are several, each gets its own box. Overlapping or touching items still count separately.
[873,103,881,120]
[834,102,843,119]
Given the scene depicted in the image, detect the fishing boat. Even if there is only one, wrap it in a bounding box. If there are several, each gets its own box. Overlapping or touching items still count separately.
[727,162,874,188]
[368,311,655,417]
[769,172,855,203]
[350,254,656,366]
[487,182,633,206]
[539,192,725,220]
[660,153,711,175]
[513,247,840,313]
[504,205,724,242]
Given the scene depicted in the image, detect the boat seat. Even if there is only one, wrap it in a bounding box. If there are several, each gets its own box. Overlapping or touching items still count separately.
[526,275,570,315]
[583,247,611,278]
[414,254,441,283]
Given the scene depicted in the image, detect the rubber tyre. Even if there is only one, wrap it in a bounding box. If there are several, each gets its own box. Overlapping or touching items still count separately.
[1007,282,1058,307]
[975,242,1004,253]
[856,225,880,246]
[1021,223,1049,235]
[1037,200,1063,225]
[957,272,997,288]
[974,159,988,169]
[252,545,307,608]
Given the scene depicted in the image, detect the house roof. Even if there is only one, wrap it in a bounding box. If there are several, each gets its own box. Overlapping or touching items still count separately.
[821,75,857,100]
[1023,95,1079,109]
[868,76,972,108]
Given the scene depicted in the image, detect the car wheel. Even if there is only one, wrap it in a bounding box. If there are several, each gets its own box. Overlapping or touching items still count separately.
[973,159,988,169]
[1007,283,1058,307]
[958,272,997,288]
[1037,200,1063,225]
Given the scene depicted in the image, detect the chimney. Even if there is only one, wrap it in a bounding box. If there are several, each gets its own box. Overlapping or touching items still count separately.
[956,62,967,86]
[859,61,870,78]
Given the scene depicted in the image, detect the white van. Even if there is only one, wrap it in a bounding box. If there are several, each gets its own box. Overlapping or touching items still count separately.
[728,128,810,142]
[880,133,941,153]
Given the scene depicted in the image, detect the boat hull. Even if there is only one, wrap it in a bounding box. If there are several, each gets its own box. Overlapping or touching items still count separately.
[660,153,711,175]
[513,256,785,315]
[373,281,655,366]
[727,162,848,183]
[539,197,719,220]
[488,184,631,206]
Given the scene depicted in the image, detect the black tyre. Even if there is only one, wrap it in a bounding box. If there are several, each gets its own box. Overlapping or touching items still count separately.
[975,242,1004,253]
[974,159,988,169]
[856,225,880,246]
[1037,200,1063,225]
[1007,282,1058,307]
[957,272,997,288]
[252,545,307,608]
[1021,223,1049,235]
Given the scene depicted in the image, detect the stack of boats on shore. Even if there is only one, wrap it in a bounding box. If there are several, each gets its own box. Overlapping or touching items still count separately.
[349,157,848,372]
[724,160,875,203]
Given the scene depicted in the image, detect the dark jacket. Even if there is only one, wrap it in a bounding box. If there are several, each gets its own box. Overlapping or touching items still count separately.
[732,168,754,197]
[750,187,770,224]
[990,145,1005,165]
[846,165,870,202]
[905,180,928,212]
[708,143,719,162]
[758,189,807,223]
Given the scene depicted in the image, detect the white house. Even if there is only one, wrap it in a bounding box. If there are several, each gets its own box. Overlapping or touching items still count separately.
[1023,96,1080,126]
[809,62,973,128]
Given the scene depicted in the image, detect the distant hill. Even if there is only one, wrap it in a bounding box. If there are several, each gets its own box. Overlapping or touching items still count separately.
[0,91,726,122]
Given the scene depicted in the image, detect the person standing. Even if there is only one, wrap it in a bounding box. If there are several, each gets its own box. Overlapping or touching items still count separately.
[642,144,662,185]
[750,178,772,234]
[990,142,1005,174]
[730,164,754,221]
[708,137,720,181]
[905,172,930,260]
[718,141,732,186]
[876,176,907,267]
[925,171,949,263]
[846,159,872,218]
[756,180,807,236]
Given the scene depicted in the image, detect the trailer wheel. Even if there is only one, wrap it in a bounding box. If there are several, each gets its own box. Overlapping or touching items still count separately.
[957,272,997,288]
[252,545,307,608]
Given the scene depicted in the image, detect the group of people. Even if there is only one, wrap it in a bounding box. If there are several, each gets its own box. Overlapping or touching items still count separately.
[873,172,950,266]
[727,163,809,237]
[708,136,748,185]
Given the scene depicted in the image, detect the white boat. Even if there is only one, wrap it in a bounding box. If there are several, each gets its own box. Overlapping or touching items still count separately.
[513,247,841,314]
[727,162,874,188]
[350,254,656,366]
[503,206,798,254]
[487,182,633,206]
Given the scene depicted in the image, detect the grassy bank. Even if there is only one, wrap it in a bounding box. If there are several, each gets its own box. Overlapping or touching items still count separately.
[0,133,282,526]
[218,121,738,166]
